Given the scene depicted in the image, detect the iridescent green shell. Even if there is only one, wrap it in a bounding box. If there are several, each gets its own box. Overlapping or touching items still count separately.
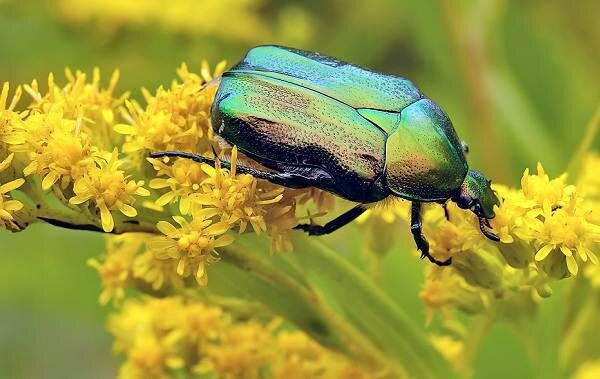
[211,45,468,203]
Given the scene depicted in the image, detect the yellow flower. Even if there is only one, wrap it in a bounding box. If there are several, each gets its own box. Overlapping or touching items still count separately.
[22,116,95,191]
[420,267,488,324]
[0,82,26,148]
[489,185,537,268]
[118,332,184,379]
[115,61,224,154]
[430,335,467,376]
[150,209,234,285]
[88,235,140,305]
[192,146,287,235]
[132,250,183,291]
[356,197,410,224]
[292,187,337,214]
[572,360,600,379]
[108,297,185,379]
[521,162,574,211]
[70,149,150,232]
[147,157,206,214]
[54,0,270,42]
[423,203,483,263]
[0,153,25,230]
[197,320,276,379]
[274,331,374,379]
[109,296,373,379]
[23,68,127,148]
[530,192,600,277]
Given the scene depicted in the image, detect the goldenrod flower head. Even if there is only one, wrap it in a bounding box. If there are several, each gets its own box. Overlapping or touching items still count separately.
[70,149,150,232]
[0,82,26,148]
[148,157,205,214]
[572,360,600,379]
[274,331,374,379]
[420,267,488,324]
[0,153,25,230]
[521,162,574,211]
[116,61,224,154]
[88,235,140,305]
[424,204,482,263]
[109,297,186,379]
[292,187,337,214]
[197,320,276,379]
[22,118,95,190]
[430,335,467,376]
[55,0,271,42]
[109,296,372,379]
[192,147,287,236]
[118,332,184,379]
[356,197,410,224]
[530,194,600,277]
[24,69,126,121]
[132,250,182,291]
[117,100,200,154]
[150,209,233,285]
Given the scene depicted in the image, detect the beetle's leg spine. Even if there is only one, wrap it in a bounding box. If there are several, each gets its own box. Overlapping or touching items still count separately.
[478,216,500,242]
[294,205,366,236]
[442,202,450,221]
[410,202,452,266]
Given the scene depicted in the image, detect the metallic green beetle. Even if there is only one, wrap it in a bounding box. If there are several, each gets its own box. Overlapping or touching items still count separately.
[151,45,500,266]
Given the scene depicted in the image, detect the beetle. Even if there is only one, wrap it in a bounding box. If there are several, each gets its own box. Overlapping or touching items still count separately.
[151,45,500,266]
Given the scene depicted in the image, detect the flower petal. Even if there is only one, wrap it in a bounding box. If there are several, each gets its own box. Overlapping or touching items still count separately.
[535,244,554,261]
[156,220,178,236]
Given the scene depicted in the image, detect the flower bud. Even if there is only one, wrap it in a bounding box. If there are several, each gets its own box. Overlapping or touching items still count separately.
[452,247,505,290]
[497,238,534,269]
[536,248,570,280]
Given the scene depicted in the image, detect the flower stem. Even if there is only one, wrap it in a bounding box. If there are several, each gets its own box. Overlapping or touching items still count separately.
[217,242,404,378]
[567,103,600,177]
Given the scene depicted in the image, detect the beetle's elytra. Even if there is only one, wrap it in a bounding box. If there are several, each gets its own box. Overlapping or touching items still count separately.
[151,45,500,266]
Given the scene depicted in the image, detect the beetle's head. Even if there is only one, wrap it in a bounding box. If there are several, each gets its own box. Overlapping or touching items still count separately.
[452,170,499,220]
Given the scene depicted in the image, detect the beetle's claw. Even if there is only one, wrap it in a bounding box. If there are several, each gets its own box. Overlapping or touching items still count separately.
[422,252,452,266]
[479,217,500,242]
[413,232,452,266]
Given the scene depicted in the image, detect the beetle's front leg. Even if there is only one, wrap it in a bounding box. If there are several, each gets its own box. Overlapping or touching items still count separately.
[410,202,452,266]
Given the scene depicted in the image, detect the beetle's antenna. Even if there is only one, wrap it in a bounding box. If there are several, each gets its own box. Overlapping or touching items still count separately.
[479,217,500,241]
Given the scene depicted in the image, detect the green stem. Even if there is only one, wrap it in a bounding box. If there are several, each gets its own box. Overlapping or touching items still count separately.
[218,243,404,378]
[462,313,495,373]
[294,237,457,379]
[567,103,600,177]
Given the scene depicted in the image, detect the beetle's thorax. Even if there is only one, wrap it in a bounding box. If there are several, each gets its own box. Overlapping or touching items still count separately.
[384,99,468,202]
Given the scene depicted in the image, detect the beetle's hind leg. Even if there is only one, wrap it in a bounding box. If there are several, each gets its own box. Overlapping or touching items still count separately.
[294,204,366,236]
[411,202,452,266]
[150,151,312,189]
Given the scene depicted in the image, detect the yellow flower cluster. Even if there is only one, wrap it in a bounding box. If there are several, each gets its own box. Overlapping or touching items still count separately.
[52,0,315,47]
[55,0,270,41]
[0,63,332,293]
[355,161,600,324]
[0,68,152,232]
[0,153,25,230]
[108,296,373,379]
[572,360,600,379]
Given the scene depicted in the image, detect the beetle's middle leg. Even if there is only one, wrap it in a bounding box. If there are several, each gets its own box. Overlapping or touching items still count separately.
[294,204,366,236]
[410,202,452,266]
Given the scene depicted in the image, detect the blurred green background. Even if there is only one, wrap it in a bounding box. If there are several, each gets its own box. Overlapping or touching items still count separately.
[0,0,598,378]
